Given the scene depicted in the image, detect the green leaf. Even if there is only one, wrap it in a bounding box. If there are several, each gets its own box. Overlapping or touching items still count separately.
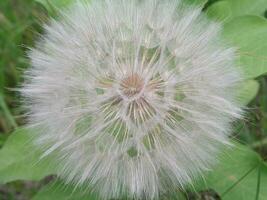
[32,179,98,200]
[195,142,267,200]
[206,1,232,22]
[238,80,260,105]
[184,0,207,6]
[32,179,187,200]
[206,0,267,23]
[0,128,57,184]
[34,142,267,200]
[35,0,77,15]
[225,0,267,18]
[223,16,267,79]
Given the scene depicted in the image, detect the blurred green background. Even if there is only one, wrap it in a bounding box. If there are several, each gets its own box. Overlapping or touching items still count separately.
[0,1,50,199]
[0,0,267,199]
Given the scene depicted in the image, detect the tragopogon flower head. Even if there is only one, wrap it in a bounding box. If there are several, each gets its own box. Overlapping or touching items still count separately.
[22,0,243,199]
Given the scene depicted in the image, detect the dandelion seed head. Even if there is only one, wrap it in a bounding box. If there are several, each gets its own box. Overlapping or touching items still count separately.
[22,0,243,199]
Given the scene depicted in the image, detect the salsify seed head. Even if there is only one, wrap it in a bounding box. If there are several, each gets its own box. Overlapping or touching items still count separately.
[22,0,243,199]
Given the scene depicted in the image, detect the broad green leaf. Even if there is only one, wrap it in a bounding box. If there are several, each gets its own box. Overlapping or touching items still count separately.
[223,16,267,79]
[224,0,267,18]
[0,128,57,184]
[238,80,260,105]
[32,179,98,200]
[206,1,232,22]
[195,142,267,200]
[32,179,187,200]
[206,0,267,23]
[34,142,267,200]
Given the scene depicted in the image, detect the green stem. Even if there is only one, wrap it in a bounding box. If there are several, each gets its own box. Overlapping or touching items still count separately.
[255,164,261,200]
[0,94,18,129]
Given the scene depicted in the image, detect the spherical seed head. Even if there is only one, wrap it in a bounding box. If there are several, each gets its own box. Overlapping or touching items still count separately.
[22,0,243,199]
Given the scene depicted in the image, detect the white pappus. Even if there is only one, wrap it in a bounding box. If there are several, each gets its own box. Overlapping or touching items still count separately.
[21,0,243,199]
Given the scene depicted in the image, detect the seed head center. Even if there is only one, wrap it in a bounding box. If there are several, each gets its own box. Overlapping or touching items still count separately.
[120,73,144,98]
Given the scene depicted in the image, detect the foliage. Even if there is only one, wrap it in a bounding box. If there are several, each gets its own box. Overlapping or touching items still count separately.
[31,180,98,200]
[35,0,76,15]
[0,128,57,184]
[30,142,267,200]
[195,142,267,200]
[223,16,267,79]
[238,80,259,106]
[0,0,47,133]
[206,0,267,23]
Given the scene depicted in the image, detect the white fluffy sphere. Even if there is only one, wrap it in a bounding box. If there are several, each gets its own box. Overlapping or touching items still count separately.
[22,0,243,199]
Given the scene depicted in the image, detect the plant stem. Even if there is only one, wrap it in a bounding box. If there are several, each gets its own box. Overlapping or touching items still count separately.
[0,94,18,129]
[255,164,261,200]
